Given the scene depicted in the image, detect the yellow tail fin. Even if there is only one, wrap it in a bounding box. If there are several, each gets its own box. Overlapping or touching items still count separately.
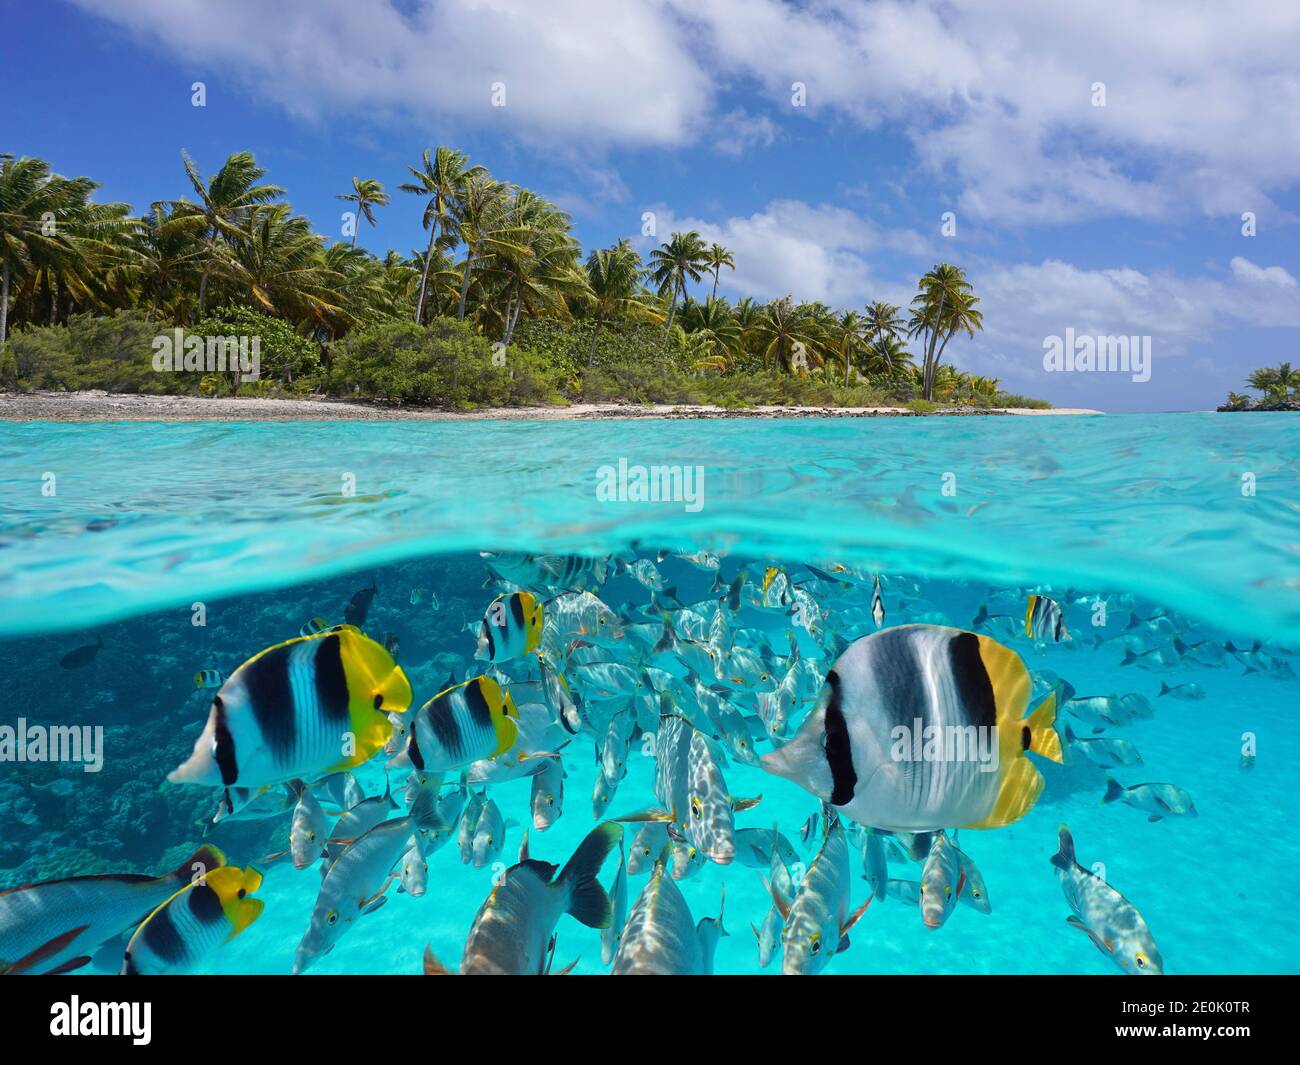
[1026,690,1063,764]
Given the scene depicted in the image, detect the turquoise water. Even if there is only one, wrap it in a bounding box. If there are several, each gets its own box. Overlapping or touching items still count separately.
[1,413,1297,975]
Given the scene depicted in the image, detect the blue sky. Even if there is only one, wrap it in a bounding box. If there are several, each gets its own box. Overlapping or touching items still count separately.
[3,0,1299,411]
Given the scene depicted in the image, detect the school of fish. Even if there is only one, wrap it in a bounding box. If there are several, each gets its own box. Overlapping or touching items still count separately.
[4,547,1290,977]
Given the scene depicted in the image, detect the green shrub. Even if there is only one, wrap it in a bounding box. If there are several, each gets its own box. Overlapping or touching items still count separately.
[188,305,321,394]
[326,317,564,408]
[3,311,192,393]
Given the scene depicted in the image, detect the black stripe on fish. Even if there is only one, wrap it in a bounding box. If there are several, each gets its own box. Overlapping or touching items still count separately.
[464,679,494,730]
[188,882,225,925]
[483,621,496,661]
[426,690,464,760]
[406,723,425,771]
[313,633,352,727]
[509,593,526,630]
[212,696,239,786]
[138,900,188,965]
[1022,726,1032,751]
[947,631,998,730]
[823,670,857,807]
[244,643,297,766]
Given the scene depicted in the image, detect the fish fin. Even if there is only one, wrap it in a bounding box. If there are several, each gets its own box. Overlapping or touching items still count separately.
[3,925,91,974]
[45,955,94,976]
[1025,689,1064,764]
[1066,915,1112,956]
[1147,815,1163,823]
[761,874,791,922]
[841,897,872,936]
[557,822,623,928]
[964,750,1045,830]
[612,808,674,823]
[552,956,580,976]
[173,844,226,881]
[1049,824,1076,871]
[731,794,762,813]
[423,946,452,975]
[1102,777,1124,804]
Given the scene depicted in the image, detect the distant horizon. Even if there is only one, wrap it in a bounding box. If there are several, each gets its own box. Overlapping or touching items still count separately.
[3,2,1299,413]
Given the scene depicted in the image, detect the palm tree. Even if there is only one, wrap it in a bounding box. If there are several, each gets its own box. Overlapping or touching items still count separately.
[133,203,205,319]
[864,333,913,378]
[336,177,390,248]
[0,155,100,343]
[1247,362,1298,399]
[449,173,526,321]
[704,242,735,300]
[751,296,821,372]
[908,265,983,400]
[165,150,284,315]
[399,147,484,324]
[583,239,661,366]
[222,204,343,325]
[486,188,588,347]
[649,231,709,333]
[831,309,867,386]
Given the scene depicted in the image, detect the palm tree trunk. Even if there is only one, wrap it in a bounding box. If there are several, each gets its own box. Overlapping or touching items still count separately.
[711,267,720,300]
[198,269,210,317]
[587,317,604,368]
[415,223,437,324]
[0,259,9,345]
[457,249,474,321]
[922,288,946,401]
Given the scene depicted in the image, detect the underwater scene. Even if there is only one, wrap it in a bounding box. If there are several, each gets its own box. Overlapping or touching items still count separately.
[1,414,1297,976]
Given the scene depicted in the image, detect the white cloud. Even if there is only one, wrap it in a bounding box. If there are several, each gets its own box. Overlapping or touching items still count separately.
[76,0,1300,223]
[953,257,1300,390]
[636,200,926,307]
[1230,257,1298,287]
[713,109,779,156]
[72,0,711,149]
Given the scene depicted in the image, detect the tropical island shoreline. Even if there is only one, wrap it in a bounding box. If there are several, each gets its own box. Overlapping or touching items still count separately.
[0,390,1102,422]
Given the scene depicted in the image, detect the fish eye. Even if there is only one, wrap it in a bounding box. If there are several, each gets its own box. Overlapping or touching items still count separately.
[1135,953,1147,968]
[599,616,607,626]
[326,910,339,925]
[945,885,952,900]
[809,934,822,955]
[307,830,315,841]
[690,797,703,819]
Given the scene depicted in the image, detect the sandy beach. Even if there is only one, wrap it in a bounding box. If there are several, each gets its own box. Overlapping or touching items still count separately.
[0,391,1104,422]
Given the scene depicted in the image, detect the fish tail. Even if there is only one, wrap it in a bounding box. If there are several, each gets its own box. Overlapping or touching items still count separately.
[1120,650,1136,666]
[1102,776,1124,804]
[972,604,989,628]
[557,822,623,929]
[1024,595,1037,637]
[1049,823,1075,871]
[1158,682,1171,697]
[1025,690,1064,764]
